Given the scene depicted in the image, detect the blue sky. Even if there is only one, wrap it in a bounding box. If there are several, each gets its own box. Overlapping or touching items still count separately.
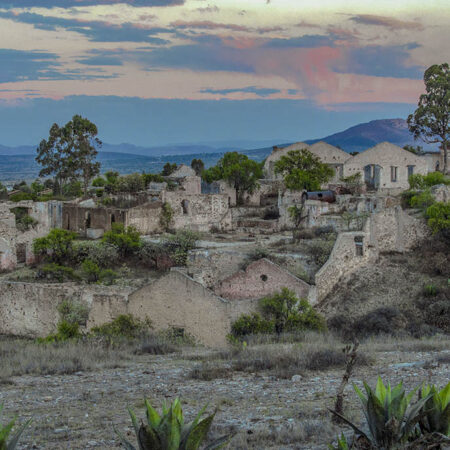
[0,0,448,147]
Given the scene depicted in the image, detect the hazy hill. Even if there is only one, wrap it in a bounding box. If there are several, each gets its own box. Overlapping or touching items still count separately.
[305,118,438,152]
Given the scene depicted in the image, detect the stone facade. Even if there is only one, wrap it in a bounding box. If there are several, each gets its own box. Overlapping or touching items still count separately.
[215,258,312,302]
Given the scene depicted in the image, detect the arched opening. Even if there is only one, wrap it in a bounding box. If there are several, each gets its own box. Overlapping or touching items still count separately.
[260,274,268,282]
[111,213,115,225]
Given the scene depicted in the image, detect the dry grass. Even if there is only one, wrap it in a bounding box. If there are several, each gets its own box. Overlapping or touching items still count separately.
[189,362,232,381]
[361,334,450,353]
[0,338,132,379]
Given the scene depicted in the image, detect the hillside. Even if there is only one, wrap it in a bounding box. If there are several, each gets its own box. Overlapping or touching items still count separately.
[306,118,439,153]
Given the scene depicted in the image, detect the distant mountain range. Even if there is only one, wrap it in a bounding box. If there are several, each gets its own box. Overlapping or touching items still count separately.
[0,118,438,183]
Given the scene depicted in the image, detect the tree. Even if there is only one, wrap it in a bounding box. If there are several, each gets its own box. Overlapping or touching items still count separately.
[407,63,449,174]
[202,151,263,204]
[36,115,101,196]
[274,149,334,191]
[191,158,205,176]
[33,229,77,264]
[403,144,425,155]
[161,162,177,176]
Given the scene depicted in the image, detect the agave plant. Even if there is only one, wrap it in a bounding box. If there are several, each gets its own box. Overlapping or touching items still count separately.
[116,398,231,450]
[330,377,430,450]
[419,382,450,436]
[0,403,31,450]
[328,432,350,449]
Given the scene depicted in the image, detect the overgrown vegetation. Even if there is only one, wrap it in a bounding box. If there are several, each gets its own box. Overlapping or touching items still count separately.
[0,403,31,450]
[231,288,326,339]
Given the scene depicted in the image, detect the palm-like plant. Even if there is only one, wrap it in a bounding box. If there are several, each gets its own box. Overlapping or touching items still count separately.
[116,398,231,450]
[0,403,31,450]
[419,382,450,436]
[331,377,430,449]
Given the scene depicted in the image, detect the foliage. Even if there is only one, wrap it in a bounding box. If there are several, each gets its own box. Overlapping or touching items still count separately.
[340,173,363,194]
[36,114,101,196]
[160,202,174,232]
[92,176,106,187]
[307,239,336,266]
[202,152,263,204]
[410,189,435,211]
[116,173,145,193]
[423,283,439,297]
[142,172,165,187]
[33,228,77,264]
[191,158,205,176]
[419,382,450,435]
[0,403,32,450]
[72,241,119,267]
[331,377,430,449]
[116,397,230,450]
[161,162,178,176]
[11,207,38,231]
[274,149,334,191]
[403,144,425,155]
[230,312,274,337]
[9,192,34,202]
[409,172,450,190]
[407,63,449,173]
[62,180,83,198]
[288,204,307,230]
[102,223,141,257]
[425,202,450,234]
[36,263,79,282]
[81,259,118,284]
[231,289,326,338]
[57,299,89,326]
[162,230,200,266]
[328,433,350,450]
[91,314,152,339]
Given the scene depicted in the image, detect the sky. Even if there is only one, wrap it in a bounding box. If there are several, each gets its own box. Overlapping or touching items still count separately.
[0,0,448,147]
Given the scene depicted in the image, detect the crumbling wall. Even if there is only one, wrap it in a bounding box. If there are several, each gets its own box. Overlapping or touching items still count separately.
[215,258,312,302]
[127,202,162,234]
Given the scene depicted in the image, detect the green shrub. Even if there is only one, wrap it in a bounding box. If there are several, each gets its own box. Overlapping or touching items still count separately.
[409,172,450,190]
[401,190,417,208]
[246,246,270,262]
[410,189,435,210]
[81,258,101,282]
[36,263,79,282]
[231,289,326,338]
[115,173,144,193]
[426,202,450,235]
[9,192,34,202]
[231,312,274,337]
[92,176,106,187]
[162,230,200,266]
[72,241,119,267]
[116,397,230,450]
[0,403,31,450]
[56,320,81,340]
[63,180,82,198]
[307,239,335,266]
[99,268,118,285]
[423,283,439,297]
[159,201,174,231]
[33,228,77,264]
[57,299,89,326]
[91,314,151,339]
[102,223,141,257]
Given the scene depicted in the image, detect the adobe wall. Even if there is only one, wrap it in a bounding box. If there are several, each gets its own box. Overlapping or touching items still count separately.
[215,258,312,302]
[0,281,130,337]
[128,270,232,347]
[126,202,163,234]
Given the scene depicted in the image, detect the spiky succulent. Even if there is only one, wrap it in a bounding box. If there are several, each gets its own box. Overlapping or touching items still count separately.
[116,398,231,450]
[419,382,450,436]
[0,403,31,450]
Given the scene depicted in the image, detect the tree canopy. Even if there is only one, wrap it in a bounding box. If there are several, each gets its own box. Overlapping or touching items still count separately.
[191,158,205,176]
[36,115,101,196]
[202,151,263,204]
[274,149,334,191]
[407,63,449,174]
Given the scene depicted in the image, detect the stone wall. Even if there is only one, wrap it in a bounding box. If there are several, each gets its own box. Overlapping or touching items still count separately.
[126,202,163,234]
[315,207,429,301]
[215,258,311,302]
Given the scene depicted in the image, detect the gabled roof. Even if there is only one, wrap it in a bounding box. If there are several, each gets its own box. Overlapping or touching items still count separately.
[309,141,352,164]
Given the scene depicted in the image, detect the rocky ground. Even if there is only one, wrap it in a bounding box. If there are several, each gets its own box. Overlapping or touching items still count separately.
[1,337,449,450]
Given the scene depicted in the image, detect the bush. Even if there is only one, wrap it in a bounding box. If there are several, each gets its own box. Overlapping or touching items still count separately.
[307,239,335,266]
[313,225,335,237]
[57,299,89,326]
[72,241,119,267]
[63,180,83,198]
[115,173,144,193]
[246,246,270,262]
[0,403,31,449]
[423,283,439,297]
[36,263,79,282]
[425,201,450,235]
[410,189,435,210]
[231,312,274,337]
[33,228,77,264]
[102,223,141,257]
[91,314,151,339]
[401,190,417,208]
[159,201,174,231]
[409,172,450,190]
[294,228,315,240]
[231,289,326,339]
[9,192,34,202]
[162,230,200,265]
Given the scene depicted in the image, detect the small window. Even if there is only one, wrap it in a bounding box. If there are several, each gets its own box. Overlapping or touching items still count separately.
[111,214,115,225]
[407,165,415,178]
[181,199,189,215]
[390,166,398,182]
[354,236,364,256]
[260,274,268,282]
